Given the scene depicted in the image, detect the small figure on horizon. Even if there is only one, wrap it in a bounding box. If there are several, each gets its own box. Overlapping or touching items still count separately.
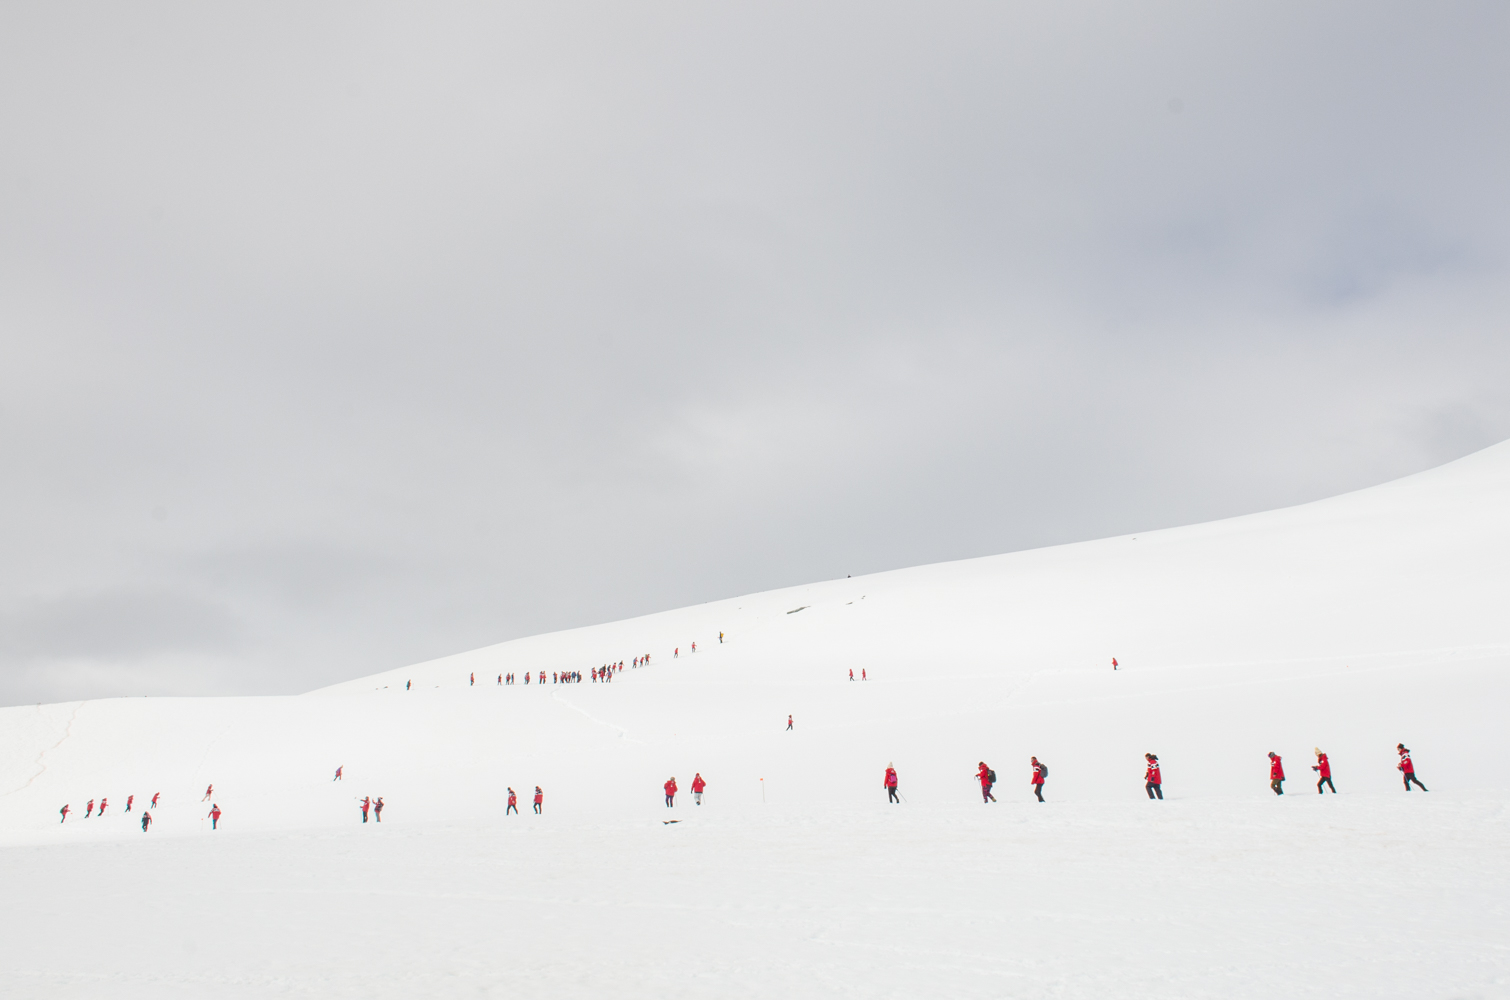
[1313,749,1336,793]
[977,762,996,803]
[59,804,69,823]
[202,784,213,802]
[507,788,518,814]
[1269,752,1285,795]
[126,794,134,813]
[86,799,94,817]
[1398,744,1428,791]
[719,632,724,643]
[99,797,108,816]
[1145,754,1163,799]
[1112,657,1118,670]
[151,792,160,809]
[786,715,793,731]
[334,766,343,781]
[885,764,899,803]
[533,786,543,814]
[1031,757,1047,802]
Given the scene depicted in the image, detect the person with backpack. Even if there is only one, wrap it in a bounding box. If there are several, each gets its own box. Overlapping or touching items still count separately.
[1313,749,1335,793]
[976,762,996,803]
[1397,744,1428,791]
[1268,752,1285,795]
[884,764,899,803]
[1030,757,1047,802]
[1145,754,1163,799]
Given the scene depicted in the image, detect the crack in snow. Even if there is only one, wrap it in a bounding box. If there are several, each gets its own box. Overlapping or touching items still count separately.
[4,702,83,796]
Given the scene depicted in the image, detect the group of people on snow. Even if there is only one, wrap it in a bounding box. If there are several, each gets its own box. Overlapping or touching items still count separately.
[60,791,165,831]
[504,786,544,814]
[662,773,706,806]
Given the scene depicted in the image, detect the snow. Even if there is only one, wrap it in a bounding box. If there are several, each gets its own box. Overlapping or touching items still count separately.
[2,441,1509,997]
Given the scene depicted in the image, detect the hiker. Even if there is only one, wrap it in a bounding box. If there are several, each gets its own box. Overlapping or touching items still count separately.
[885,764,899,803]
[1145,754,1163,799]
[1030,757,1047,802]
[1313,749,1335,793]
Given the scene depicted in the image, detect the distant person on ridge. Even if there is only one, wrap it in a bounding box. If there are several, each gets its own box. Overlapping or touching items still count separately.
[151,792,160,809]
[849,669,854,681]
[1268,752,1285,795]
[533,786,543,814]
[692,773,706,805]
[1112,657,1118,670]
[360,796,370,822]
[862,669,867,680]
[885,764,899,803]
[141,811,152,832]
[977,762,996,803]
[86,799,94,817]
[786,715,794,731]
[507,788,518,815]
[203,784,213,802]
[1030,757,1046,802]
[1145,754,1163,799]
[1313,749,1335,793]
[664,777,678,807]
[99,797,108,816]
[208,804,222,829]
[1398,744,1428,791]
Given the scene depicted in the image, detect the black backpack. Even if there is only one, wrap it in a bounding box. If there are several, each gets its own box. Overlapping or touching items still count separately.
[1038,762,1049,779]
[986,769,996,784]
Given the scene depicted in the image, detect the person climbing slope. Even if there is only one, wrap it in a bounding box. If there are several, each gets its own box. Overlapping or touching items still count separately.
[1030,757,1047,802]
[126,795,134,813]
[208,804,222,829]
[786,715,794,731]
[99,797,108,816]
[202,784,213,802]
[1145,754,1163,799]
[86,799,94,817]
[1398,744,1428,791]
[334,766,343,782]
[507,788,518,815]
[1313,749,1336,793]
[1269,752,1285,795]
[977,762,996,803]
[664,777,678,807]
[885,764,899,803]
[59,804,69,823]
[151,792,160,809]
[141,812,152,833]
[692,773,706,805]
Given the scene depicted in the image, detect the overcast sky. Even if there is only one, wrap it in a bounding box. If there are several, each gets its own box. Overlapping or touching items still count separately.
[1,2,1507,706]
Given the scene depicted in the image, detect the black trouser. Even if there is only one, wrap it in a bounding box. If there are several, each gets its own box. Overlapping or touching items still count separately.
[666,795,674,807]
[1317,776,1335,793]
[1146,782,1162,799]
[507,803,517,814]
[887,786,899,803]
[1033,783,1044,802]
[533,803,541,813]
[1404,773,1428,791]
[1271,779,1284,796]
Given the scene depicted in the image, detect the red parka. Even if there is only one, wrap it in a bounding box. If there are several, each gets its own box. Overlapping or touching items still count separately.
[691,775,706,793]
[884,768,898,788]
[1031,762,1045,785]
[1314,754,1331,777]
[1145,762,1161,784]
[1270,755,1284,780]
[1398,750,1415,773]
[664,779,677,797]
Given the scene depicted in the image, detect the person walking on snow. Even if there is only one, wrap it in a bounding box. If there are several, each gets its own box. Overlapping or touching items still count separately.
[60,804,70,823]
[99,797,108,816]
[126,795,134,813]
[786,715,794,731]
[533,787,543,814]
[977,762,996,803]
[1112,657,1118,670]
[202,784,213,802]
[507,788,518,814]
[141,811,152,833]
[692,773,706,805]
[849,669,854,681]
[470,672,474,686]
[1030,757,1047,802]
[86,799,94,817]
[360,797,370,822]
[1145,754,1163,799]
[1313,749,1336,793]
[334,766,343,781]
[151,793,160,809]
[208,804,222,829]
[1398,744,1428,791]
[862,668,866,680]
[719,632,724,643]
[664,777,678,807]
[885,764,899,803]
[374,797,384,822]
[1269,752,1285,795]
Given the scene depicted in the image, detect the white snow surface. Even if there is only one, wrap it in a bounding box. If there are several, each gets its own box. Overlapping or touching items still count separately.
[3,441,1510,998]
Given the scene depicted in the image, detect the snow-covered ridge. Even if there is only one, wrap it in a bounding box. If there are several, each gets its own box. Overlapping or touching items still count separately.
[3,440,1508,844]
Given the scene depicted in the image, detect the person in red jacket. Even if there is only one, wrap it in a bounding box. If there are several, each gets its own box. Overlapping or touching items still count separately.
[202,784,213,802]
[208,804,222,829]
[1030,757,1046,802]
[99,797,108,816]
[977,762,996,803]
[664,777,678,807]
[360,796,370,822]
[506,787,518,814]
[126,795,134,813]
[1397,744,1428,791]
[151,792,160,809]
[1268,752,1285,795]
[1145,754,1162,799]
[59,804,70,823]
[884,764,899,803]
[1313,748,1336,793]
[533,786,543,814]
[691,773,706,805]
[86,799,94,817]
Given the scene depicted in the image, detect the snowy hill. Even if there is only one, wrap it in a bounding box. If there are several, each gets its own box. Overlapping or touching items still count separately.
[2,442,1508,997]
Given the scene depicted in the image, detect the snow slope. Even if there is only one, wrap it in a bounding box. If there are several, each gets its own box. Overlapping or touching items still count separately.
[1,441,1508,998]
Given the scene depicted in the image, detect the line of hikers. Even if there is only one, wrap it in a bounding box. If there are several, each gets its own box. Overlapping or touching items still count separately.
[504,786,545,814]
